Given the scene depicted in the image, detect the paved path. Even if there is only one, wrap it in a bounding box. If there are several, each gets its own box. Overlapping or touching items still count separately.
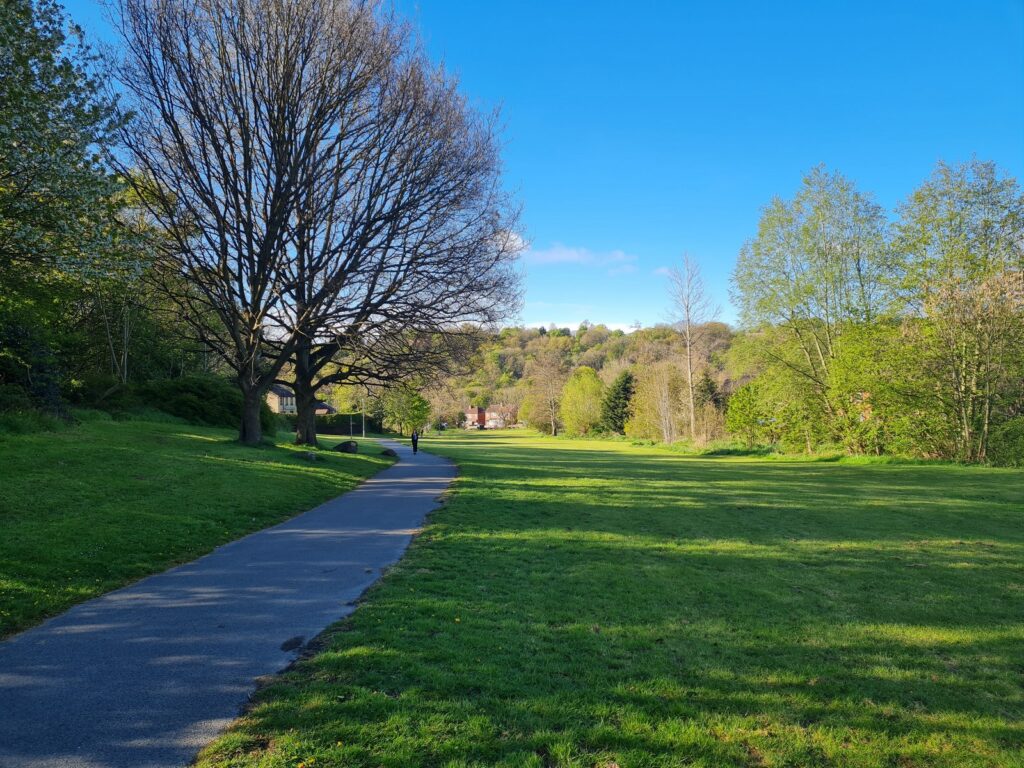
[0,440,454,768]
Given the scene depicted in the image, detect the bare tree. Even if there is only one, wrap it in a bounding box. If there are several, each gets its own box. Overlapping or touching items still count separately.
[523,338,570,436]
[491,384,524,428]
[278,34,522,445]
[667,254,719,440]
[111,0,410,444]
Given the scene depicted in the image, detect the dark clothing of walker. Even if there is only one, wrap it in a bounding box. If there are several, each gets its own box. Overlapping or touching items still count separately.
[411,431,419,454]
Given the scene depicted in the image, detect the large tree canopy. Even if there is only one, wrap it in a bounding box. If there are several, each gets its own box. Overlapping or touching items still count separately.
[0,0,120,281]
[113,0,521,445]
[0,0,130,412]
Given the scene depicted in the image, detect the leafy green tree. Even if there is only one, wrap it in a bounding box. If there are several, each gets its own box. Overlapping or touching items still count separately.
[600,370,635,434]
[0,0,125,412]
[383,388,431,437]
[725,381,769,449]
[559,366,604,436]
[0,0,120,281]
[732,166,895,438]
[893,160,1024,462]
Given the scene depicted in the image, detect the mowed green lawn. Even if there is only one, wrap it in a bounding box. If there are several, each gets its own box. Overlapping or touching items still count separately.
[198,430,1023,768]
[0,418,393,637]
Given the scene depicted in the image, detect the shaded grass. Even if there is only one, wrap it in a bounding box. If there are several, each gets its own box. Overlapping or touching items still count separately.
[0,420,393,637]
[195,431,1019,766]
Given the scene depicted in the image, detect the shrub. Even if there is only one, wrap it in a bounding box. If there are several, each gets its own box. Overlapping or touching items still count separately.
[988,417,1024,467]
[0,383,33,414]
[70,408,114,422]
[0,410,65,435]
[137,376,276,434]
[281,411,382,435]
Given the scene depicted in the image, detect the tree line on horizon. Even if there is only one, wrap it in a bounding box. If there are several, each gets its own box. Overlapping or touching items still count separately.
[3,1,1021,465]
[425,161,1024,466]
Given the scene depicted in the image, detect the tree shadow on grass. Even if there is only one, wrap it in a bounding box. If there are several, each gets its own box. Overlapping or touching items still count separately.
[211,535,1023,766]
[197,434,1024,767]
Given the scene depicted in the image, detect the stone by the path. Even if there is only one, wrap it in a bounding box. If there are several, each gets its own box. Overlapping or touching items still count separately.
[381,447,398,457]
[334,440,359,453]
[0,440,454,768]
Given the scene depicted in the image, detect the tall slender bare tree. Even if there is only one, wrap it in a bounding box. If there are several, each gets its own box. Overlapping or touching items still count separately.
[667,254,718,440]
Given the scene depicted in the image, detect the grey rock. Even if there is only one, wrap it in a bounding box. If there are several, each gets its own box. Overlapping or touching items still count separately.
[334,440,358,453]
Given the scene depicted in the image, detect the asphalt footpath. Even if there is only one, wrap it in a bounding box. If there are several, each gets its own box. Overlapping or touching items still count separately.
[0,439,454,768]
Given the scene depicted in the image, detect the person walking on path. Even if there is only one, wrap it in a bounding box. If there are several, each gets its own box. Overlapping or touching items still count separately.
[411,429,420,454]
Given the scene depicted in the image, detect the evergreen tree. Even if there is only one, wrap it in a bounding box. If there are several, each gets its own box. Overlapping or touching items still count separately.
[600,370,635,434]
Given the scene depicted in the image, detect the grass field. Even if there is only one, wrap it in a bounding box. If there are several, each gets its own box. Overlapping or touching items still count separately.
[196,430,1024,768]
[0,417,393,638]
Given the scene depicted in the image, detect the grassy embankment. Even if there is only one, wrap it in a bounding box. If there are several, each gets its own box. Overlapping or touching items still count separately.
[0,416,393,637]
[198,429,1023,768]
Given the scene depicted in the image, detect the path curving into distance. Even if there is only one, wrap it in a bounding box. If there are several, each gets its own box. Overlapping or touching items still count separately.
[0,440,455,768]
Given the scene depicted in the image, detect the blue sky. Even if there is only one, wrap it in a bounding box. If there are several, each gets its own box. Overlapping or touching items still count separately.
[68,0,1024,328]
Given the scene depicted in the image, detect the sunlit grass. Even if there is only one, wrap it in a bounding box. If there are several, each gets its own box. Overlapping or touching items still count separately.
[0,419,393,637]
[191,429,1024,768]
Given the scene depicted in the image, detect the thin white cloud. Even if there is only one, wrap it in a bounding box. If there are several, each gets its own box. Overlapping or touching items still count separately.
[652,266,672,276]
[523,244,593,265]
[523,243,640,275]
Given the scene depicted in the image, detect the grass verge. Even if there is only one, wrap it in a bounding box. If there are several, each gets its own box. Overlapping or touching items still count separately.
[0,419,393,637]
[203,431,1023,765]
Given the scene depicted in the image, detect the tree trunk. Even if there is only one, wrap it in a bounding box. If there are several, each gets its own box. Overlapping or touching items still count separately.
[293,386,319,447]
[684,334,695,440]
[293,338,320,447]
[239,386,264,446]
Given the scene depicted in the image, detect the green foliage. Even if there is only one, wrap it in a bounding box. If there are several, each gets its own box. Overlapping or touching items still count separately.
[0,409,66,435]
[599,370,635,434]
[693,369,722,410]
[0,0,121,277]
[196,430,1024,768]
[728,160,1024,462]
[733,165,894,330]
[0,0,213,424]
[136,376,276,434]
[725,380,769,448]
[282,411,383,436]
[0,383,33,413]
[624,361,685,442]
[988,417,1024,467]
[382,387,431,436]
[892,160,1024,462]
[559,366,604,436]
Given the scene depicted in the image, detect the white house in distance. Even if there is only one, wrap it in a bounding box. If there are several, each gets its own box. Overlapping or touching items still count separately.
[266,384,336,416]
